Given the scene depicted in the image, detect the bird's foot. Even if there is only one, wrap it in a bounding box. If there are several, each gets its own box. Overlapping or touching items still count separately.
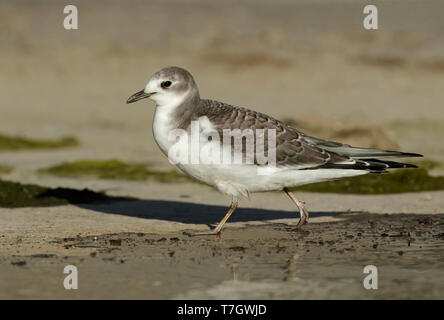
[298,204,309,225]
[288,203,309,232]
[283,188,310,231]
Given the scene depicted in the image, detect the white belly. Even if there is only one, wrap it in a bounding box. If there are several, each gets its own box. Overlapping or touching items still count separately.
[176,162,368,197]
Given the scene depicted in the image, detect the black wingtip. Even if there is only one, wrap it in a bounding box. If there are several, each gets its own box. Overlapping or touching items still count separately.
[399,152,423,158]
[365,159,419,169]
[320,158,421,171]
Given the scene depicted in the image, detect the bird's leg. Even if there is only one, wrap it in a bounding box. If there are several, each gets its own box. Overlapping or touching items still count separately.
[188,200,238,236]
[283,187,309,229]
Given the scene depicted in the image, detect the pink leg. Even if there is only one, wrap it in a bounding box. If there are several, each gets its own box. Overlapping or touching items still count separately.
[188,200,238,236]
[283,187,309,229]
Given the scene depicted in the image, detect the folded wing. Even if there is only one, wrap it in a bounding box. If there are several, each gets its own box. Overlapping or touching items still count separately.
[196,99,422,172]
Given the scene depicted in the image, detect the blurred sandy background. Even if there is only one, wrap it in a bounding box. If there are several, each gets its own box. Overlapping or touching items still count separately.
[1,0,444,243]
[1,0,444,175]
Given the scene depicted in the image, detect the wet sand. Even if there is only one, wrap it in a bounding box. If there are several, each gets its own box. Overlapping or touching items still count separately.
[1,213,443,299]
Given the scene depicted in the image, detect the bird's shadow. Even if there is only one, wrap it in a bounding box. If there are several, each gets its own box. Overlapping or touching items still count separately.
[77,198,352,226]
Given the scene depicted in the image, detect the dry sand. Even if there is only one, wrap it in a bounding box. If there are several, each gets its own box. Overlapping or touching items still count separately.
[0,0,443,299]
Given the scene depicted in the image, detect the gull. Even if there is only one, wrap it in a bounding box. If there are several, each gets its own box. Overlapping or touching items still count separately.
[127,66,422,236]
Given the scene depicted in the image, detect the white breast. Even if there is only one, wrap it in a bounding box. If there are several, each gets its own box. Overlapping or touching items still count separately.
[152,99,186,157]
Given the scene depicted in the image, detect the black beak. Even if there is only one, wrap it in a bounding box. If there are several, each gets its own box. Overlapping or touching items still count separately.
[126,89,152,104]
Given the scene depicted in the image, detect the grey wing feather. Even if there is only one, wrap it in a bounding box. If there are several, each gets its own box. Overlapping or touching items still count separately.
[195,99,422,171]
[301,134,423,159]
[197,100,355,169]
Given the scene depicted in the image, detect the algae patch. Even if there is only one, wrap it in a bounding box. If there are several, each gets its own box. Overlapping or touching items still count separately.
[0,179,129,208]
[414,159,441,171]
[294,161,444,194]
[38,159,189,183]
[0,165,13,175]
[37,159,444,193]
[0,134,79,151]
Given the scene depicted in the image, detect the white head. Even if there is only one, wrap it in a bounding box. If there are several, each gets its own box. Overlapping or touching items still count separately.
[127,66,199,107]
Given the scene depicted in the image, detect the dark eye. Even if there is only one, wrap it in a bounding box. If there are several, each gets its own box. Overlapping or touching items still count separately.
[161,81,172,89]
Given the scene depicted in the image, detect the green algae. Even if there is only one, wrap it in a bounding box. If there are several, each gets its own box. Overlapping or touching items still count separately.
[0,179,128,208]
[37,159,444,194]
[0,134,79,151]
[0,165,13,175]
[294,161,444,194]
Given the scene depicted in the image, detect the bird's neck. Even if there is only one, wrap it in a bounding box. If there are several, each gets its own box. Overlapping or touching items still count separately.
[152,90,201,155]
[154,89,200,128]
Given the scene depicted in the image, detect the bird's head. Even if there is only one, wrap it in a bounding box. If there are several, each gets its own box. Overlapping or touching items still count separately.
[126,66,199,107]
